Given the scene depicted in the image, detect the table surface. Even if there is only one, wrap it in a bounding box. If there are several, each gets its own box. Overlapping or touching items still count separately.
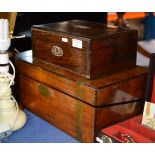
[2,110,79,143]
[137,39,155,67]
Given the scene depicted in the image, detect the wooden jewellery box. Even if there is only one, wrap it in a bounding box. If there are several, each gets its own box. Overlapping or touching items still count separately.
[96,54,155,143]
[15,51,147,143]
[32,20,138,79]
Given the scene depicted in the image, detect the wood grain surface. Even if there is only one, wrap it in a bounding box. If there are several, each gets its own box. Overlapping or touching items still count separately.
[16,51,148,106]
[32,20,138,79]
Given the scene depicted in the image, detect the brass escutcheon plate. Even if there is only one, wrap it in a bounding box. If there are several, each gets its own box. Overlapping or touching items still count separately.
[38,84,51,97]
[51,46,63,57]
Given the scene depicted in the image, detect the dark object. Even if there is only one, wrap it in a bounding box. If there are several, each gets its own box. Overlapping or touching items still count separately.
[15,51,147,142]
[32,20,138,79]
[144,13,155,40]
[145,53,155,102]
[113,12,129,28]
[11,12,107,52]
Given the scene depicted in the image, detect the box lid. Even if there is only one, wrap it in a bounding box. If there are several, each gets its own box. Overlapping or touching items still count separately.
[32,20,135,39]
[16,51,147,107]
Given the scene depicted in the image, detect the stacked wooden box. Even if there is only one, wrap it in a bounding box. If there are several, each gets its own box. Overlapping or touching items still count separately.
[15,20,147,142]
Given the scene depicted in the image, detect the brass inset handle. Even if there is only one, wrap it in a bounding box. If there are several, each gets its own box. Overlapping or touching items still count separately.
[51,46,63,57]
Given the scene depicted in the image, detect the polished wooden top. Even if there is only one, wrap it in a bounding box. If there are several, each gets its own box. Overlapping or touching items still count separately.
[16,50,147,89]
[32,20,136,39]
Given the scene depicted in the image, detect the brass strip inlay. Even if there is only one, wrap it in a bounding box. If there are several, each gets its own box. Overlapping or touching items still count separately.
[76,100,83,141]
[146,102,151,116]
[76,81,85,141]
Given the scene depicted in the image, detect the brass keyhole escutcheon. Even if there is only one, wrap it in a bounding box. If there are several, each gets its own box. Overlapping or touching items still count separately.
[38,84,51,97]
[51,46,63,57]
